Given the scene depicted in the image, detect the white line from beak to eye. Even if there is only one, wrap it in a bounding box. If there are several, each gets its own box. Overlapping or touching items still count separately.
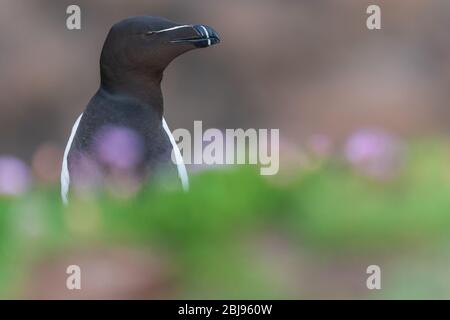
[199,25,211,46]
[152,25,192,34]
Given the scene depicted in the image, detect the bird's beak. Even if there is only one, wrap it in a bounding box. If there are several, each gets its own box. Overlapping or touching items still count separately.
[171,24,220,48]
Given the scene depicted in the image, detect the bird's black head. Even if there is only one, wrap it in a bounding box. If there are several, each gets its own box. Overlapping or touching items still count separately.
[100,16,220,90]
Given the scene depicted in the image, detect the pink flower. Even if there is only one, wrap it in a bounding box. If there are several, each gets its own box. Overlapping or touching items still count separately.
[345,129,403,179]
[307,134,332,158]
[70,153,103,192]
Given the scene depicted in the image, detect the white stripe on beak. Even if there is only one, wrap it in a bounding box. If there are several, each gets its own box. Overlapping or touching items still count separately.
[152,24,192,34]
[199,25,211,46]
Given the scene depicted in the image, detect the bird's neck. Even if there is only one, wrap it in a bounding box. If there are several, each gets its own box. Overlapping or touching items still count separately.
[100,71,164,116]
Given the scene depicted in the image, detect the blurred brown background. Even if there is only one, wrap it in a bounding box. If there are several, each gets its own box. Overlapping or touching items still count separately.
[1,0,450,162]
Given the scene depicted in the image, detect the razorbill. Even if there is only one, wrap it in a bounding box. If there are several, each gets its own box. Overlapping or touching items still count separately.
[61,16,220,204]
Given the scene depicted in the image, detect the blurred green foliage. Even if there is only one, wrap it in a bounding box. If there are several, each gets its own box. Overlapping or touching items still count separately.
[2,140,450,299]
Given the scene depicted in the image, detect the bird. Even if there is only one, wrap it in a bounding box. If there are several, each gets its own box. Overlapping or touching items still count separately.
[60,16,220,205]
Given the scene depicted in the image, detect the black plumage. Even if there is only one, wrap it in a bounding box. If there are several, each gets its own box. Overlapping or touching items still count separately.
[61,16,220,203]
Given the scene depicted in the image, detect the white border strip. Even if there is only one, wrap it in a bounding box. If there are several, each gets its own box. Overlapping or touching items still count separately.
[162,117,189,191]
[61,113,83,205]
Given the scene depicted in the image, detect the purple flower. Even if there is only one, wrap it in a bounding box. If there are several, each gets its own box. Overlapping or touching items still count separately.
[345,129,403,179]
[69,126,145,198]
[94,126,144,170]
[0,156,31,196]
